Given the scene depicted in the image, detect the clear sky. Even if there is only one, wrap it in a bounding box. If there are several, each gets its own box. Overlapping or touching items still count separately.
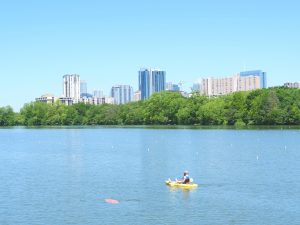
[1,0,299,111]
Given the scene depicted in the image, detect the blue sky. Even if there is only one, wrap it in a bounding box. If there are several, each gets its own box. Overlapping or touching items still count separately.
[1,0,299,111]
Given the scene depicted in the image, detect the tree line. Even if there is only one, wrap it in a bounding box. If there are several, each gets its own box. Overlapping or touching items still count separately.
[1,87,300,126]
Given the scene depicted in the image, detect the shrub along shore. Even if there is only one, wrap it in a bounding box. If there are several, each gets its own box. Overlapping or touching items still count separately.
[1,87,300,126]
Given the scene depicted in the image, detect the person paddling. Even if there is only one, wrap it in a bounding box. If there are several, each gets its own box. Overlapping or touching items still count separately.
[177,171,190,184]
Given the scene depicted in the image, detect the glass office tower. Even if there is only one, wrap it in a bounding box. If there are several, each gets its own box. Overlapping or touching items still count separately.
[138,68,166,100]
[152,70,166,93]
[138,69,151,100]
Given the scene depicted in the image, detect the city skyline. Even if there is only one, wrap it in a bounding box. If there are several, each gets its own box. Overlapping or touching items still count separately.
[5,67,300,110]
[1,0,299,110]
[37,68,267,100]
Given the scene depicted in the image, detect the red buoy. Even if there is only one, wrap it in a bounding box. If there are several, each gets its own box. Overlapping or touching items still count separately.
[105,198,119,204]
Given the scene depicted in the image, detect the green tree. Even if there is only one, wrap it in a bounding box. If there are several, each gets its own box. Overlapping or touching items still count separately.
[7,87,300,126]
[249,90,281,124]
[119,101,145,125]
[224,92,248,125]
[20,102,49,126]
[0,106,15,126]
[198,97,226,125]
[144,91,185,124]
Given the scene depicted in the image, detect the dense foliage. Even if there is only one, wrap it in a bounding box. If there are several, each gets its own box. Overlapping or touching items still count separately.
[1,87,300,126]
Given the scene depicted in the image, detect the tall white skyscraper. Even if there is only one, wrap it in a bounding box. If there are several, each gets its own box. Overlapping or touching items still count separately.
[63,74,80,103]
[111,85,133,105]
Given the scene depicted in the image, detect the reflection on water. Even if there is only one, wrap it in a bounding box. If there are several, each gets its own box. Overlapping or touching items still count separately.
[167,186,193,199]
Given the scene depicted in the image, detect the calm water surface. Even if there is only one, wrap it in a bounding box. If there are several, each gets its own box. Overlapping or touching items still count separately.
[0,127,299,225]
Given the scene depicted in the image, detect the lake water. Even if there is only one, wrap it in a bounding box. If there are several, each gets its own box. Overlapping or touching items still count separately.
[0,127,299,225]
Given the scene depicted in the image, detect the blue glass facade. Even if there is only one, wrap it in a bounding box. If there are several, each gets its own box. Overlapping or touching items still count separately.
[139,68,166,100]
[240,70,267,88]
[80,93,93,98]
[138,69,151,100]
[172,84,180,92]
[152,70,166,93]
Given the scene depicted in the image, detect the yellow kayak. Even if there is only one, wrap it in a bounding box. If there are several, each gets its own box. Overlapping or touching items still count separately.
[165,180,198,189]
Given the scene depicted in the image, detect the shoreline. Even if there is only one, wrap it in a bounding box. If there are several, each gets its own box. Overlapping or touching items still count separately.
[1,125,300,130]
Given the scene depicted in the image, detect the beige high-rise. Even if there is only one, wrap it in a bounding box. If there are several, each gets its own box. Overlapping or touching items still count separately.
[201,73,262,96]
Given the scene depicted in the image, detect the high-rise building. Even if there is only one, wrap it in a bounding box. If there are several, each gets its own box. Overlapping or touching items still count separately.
[152,70,166,93]
[201,76,238,96]
[111,85,133,105]
[80,80,87,95]
[240,70,267,88]
[237,75,261,92]
[138,69,151,100]
[201,70,267,96]
[63,74,80,103]
[138,68,166,100]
